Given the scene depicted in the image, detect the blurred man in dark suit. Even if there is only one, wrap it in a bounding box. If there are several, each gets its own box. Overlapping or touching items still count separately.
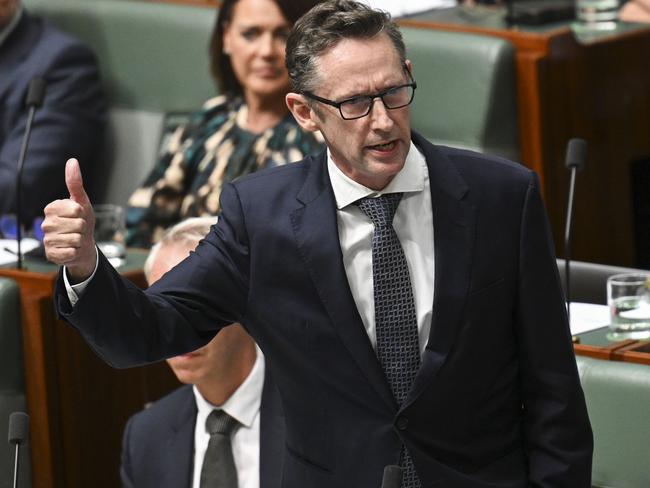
[0,0,106,226]
[120,217,284,488]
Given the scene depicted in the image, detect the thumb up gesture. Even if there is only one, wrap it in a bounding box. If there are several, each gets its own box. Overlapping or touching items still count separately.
[42,158,97,282]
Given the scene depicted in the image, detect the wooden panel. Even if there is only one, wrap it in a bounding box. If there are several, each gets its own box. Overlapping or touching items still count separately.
[573,338,636,361]
[0,265,180,488]
[612,341,650,365]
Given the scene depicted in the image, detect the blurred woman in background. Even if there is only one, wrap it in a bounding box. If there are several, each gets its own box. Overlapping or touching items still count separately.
[126,0,323,247]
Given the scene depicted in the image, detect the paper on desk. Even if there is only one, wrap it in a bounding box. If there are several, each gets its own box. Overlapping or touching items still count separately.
[360,0,456,17]
[569,302,610,335]
[0,238,41,265]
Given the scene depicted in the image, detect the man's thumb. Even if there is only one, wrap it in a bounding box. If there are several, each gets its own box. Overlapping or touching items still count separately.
[65,158,90,205]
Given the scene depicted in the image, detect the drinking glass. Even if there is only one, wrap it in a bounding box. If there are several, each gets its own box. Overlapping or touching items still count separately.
[575,0,620,31]
[93,204,126,261]
[607,273,650,339]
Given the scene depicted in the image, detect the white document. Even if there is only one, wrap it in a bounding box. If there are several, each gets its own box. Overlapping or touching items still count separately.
[569,302,610,335]
[0,238,41,265]
[360,0,456,17]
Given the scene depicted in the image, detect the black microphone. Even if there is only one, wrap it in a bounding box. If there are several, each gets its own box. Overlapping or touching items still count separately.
[8,412,29,488]
[564,138,587,324]
[15,77,47,270]
[381,464,403,488]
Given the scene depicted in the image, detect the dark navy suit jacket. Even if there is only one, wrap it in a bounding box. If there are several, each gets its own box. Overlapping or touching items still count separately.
[58,133,593,487]
[120,372,284,488]
[0,10,106,223]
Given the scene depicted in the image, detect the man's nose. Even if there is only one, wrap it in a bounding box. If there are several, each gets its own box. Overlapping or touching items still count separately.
[369,97,395,130]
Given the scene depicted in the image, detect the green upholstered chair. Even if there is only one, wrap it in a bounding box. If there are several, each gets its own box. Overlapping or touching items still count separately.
[576,356,650,488]
[25,1,521,206]
[556,259,649,305]
[402,27,519,162]
[0,277,31,487]
[24,0,217,207]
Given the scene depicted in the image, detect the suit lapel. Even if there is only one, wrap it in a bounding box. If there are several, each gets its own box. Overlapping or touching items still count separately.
[405,133,476,408]
[161,389,196,488]
[290,153,396,411]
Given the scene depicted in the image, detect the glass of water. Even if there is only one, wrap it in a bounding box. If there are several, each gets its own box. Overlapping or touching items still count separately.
[607,273,650,339]
[575,0,620,31]
[93,204,126,263]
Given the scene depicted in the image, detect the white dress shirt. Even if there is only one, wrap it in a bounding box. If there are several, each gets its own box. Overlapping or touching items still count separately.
[192,348,265,488]
[327,142,435,354]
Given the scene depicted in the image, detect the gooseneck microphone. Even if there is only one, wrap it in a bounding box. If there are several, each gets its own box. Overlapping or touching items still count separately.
[15,77,47,269]
[381,464,403,488]
[8,412,30,488]
[564,138,587,324]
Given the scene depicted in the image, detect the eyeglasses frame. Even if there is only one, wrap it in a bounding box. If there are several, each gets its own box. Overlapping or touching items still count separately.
[300,65,417,120]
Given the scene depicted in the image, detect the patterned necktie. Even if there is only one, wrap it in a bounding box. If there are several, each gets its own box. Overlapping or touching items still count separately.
[200,410,240,488]
[356,193,422,488]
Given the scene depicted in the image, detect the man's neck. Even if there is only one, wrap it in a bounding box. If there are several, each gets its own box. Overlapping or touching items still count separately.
[195,343,257,406]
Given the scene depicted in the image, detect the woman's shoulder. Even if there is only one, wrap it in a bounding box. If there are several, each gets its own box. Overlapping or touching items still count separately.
[201,94,241,112]
[270,115,324,151]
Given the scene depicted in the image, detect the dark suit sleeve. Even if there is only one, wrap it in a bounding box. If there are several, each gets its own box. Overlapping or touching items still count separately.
[55,183,250,368]
[0,38,106,222]
[120,416,136,488]
[515,173,593,486]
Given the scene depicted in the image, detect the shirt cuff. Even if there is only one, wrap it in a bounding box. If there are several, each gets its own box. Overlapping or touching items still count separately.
[63,247,99,307]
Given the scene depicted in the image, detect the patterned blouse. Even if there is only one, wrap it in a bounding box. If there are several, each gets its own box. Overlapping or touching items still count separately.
[126,95,324,248]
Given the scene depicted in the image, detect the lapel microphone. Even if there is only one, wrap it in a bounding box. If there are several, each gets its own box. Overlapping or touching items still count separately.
[564,138,587,324]
[8,412,30,488]
[15,77,46,269]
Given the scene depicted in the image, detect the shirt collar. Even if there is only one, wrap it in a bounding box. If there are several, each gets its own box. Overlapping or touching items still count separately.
[193,346,265,430]
[0,4,23,49]
[327,140,427,210]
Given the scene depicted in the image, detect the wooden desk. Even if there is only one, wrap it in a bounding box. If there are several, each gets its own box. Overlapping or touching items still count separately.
[573,327,650,365]
[400,7,650,267]
[0,255,180,488]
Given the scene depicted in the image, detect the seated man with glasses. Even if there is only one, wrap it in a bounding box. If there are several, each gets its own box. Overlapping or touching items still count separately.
[45,1,592,487]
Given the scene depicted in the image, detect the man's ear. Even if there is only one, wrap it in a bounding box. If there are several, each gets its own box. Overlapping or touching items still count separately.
[286,92,320,132]
[404,59,413,77]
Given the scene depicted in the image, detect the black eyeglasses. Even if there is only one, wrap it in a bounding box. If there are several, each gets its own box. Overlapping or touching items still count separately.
[301,67,417,120]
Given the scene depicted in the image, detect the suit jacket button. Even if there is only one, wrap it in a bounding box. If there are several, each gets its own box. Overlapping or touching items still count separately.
[396,416,409,430]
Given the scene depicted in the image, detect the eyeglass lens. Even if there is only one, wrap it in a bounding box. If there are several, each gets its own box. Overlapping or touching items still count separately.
[340,85,414,119]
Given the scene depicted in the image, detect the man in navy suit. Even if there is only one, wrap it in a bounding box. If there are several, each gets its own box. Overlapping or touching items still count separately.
[43,1,592,486]
[120,217,284,488]
[0,0,106,225]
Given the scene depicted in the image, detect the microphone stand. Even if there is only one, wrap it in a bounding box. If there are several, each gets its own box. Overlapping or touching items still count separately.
[564,166,577,324]
[16,108,38,270]
[563,138,587,325]
[15,78,46,269]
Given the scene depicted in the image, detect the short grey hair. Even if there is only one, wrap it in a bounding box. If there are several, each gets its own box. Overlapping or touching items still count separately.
[144,216,218,282]
[286,0,406,93]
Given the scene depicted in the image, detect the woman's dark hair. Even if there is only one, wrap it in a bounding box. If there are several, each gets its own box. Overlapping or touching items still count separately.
[209,0,322,96]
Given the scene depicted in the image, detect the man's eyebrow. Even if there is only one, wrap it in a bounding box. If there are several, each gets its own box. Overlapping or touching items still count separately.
[336,81,406,101]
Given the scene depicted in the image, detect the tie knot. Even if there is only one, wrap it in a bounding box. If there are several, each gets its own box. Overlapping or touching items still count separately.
[206,410,239,436]
[355,193,403,227]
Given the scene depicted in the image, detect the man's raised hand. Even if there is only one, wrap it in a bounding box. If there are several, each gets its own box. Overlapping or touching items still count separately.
[42,158,97,282]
